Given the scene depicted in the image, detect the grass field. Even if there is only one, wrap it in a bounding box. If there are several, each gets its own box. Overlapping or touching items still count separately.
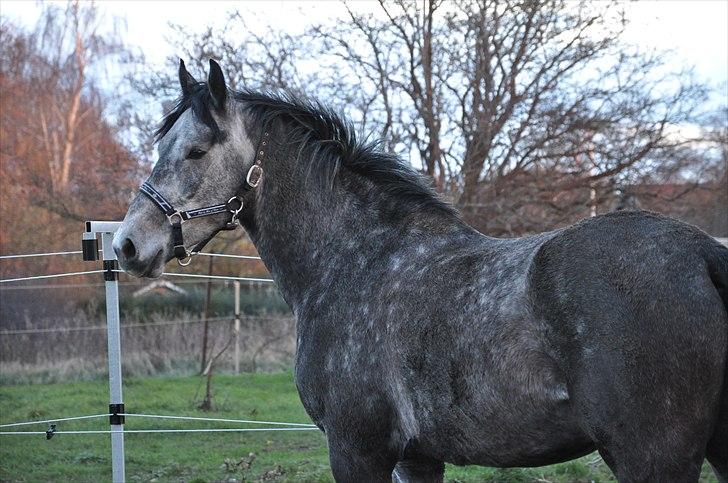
[0,372,718,482]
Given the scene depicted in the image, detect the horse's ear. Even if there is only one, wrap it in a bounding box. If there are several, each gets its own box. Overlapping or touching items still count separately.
[208,59,227,111]
[178,59,197,96]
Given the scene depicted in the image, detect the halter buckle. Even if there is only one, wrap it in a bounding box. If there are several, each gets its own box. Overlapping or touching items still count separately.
[168,212,186,225]
[246,165,263,188]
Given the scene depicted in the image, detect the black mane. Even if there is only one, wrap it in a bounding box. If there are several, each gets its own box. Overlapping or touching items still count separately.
[157,86,457,218]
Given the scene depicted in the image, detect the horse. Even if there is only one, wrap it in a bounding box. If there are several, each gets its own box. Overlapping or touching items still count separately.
[113,59,728,482]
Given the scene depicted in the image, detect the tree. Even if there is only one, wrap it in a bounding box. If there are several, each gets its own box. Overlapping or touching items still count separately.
[137,0,720,236]
[309,0,713,234]
[0,3,141,273]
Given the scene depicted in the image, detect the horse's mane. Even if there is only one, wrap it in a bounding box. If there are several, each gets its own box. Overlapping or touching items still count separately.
[155,83,226,143]
[156,85,457,218]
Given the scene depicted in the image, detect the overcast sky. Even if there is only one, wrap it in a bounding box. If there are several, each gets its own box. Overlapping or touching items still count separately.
[2,0,726,121]
[2,0,726,85]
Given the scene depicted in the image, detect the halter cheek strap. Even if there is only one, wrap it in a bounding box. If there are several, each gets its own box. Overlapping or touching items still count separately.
[138,127,269,266]
[139,182,244,264]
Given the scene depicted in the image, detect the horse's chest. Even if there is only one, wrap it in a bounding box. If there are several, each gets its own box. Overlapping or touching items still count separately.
[293,334,328,424]
[293,318,387,426]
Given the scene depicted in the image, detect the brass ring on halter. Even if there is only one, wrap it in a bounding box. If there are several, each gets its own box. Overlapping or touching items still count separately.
[177,252,193,266]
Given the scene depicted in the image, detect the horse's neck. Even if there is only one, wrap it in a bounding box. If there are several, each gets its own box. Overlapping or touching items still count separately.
[243,158,466,315]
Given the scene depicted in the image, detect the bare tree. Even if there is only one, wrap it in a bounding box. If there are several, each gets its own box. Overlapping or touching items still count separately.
[132,12,308,100]
[308,0,711,233]
[23,2,133,191]
[137,1,717,236]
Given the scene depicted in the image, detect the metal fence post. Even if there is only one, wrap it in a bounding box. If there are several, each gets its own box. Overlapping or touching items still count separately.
[234,281,240,374]
[85,222,125,483]
[100,231,125,483]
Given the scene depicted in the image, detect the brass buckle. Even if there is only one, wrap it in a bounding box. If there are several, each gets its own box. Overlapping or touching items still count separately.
[246,165,263,188]
[168,212,186,225]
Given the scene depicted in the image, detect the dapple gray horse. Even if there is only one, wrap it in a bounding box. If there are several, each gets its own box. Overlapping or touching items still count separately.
[114,60,728,482]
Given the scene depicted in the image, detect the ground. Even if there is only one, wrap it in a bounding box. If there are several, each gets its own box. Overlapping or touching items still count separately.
[0,372,719,482]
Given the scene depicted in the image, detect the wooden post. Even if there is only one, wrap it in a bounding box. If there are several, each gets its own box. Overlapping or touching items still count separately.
[234,280,240,374]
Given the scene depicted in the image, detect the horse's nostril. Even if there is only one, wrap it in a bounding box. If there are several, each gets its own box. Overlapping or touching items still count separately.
[121,238,137,259]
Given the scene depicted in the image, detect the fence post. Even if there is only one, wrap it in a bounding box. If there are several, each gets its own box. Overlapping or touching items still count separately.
[101,231,125,483]
[85,221,125,483]
[234,281,240,374]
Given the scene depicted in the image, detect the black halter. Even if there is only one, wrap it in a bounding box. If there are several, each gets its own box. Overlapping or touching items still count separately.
[139,128,269,266]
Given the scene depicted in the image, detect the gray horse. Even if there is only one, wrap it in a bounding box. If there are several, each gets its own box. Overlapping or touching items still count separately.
[114,60,728,482]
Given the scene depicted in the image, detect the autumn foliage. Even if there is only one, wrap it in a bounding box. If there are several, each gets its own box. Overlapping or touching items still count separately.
[1,9,142,283]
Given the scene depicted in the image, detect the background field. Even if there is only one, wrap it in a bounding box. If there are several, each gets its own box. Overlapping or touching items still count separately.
[0,372,719,482]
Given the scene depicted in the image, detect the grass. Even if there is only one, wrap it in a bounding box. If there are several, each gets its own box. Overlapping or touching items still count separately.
[0,372,718,482]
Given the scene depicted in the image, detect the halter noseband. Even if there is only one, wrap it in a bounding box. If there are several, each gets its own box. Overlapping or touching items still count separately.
[139,128,269,266]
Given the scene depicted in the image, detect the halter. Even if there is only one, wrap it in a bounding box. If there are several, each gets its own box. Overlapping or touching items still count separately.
[139,128,270,266]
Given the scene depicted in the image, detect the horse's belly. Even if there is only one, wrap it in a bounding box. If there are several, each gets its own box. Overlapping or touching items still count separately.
[419,400,594,467]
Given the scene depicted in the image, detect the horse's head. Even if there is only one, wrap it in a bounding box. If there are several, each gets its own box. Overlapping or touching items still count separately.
[113,59,255,277]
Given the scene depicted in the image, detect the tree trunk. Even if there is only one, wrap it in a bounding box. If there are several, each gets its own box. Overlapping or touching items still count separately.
[59,3,85,189]
[420,0,443,189]
[199,256,214,374]
[199,359,214,411]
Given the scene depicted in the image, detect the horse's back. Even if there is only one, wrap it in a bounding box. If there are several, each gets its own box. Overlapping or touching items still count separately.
[529,209,728,337]
[528,210,728,480]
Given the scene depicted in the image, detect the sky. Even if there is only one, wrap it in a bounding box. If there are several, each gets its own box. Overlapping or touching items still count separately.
[1,0,726,137]
[1,0,726,88]
[619,0,727,86]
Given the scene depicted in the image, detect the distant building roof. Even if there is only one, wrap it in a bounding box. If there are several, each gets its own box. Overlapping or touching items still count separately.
[132,280,188,297]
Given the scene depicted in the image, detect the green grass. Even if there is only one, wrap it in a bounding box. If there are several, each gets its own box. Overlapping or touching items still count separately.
[0,373,718,482]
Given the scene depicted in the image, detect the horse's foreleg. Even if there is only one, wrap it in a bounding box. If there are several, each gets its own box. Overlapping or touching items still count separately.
[392,457,445,483]
[327,432,398,483]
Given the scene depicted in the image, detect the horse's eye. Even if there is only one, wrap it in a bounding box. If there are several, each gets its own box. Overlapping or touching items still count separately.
[187,148,207,160]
